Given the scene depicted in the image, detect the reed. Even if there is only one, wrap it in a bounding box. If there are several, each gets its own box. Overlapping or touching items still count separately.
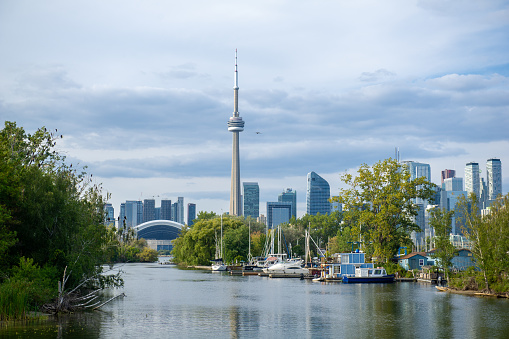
[0,280,31,320]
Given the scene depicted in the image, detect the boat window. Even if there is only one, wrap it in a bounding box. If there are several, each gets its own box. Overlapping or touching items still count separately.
[374,269,381,275]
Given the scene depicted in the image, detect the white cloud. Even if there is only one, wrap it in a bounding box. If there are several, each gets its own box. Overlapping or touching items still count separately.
[1,0,508,217]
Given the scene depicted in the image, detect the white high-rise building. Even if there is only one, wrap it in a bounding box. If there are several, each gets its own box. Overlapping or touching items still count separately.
[487,158,502,200]
[465,162,480,199]
[401,161,431,250]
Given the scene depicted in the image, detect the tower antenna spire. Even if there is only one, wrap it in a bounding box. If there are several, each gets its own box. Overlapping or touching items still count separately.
[234,48,238,90]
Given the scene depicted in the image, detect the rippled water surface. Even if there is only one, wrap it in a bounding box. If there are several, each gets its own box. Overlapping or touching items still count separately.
[2,260,509,338]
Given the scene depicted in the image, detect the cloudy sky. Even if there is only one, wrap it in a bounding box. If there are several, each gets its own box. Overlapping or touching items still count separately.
[1,0,508,219]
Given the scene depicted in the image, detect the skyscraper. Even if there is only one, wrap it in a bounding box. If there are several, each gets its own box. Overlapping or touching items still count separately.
[104,203,114,226]
[306,172,331,216]
[443,177,463,192]
[441,169,456,184]
[243,182,259,219]
[464,162,480,199]
[187,203,196,226]
[172,197,185,224]
[401,161,431,250]
[278,188,297,219]
[487,158,502,201]
[143,199,155,223]
[267,202,292,230]
[228,50,245,216]
[161,199,172,220]
[125,200,143,228]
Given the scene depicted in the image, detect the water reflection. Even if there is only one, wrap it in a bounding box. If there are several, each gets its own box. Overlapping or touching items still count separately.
[3,263,509,338]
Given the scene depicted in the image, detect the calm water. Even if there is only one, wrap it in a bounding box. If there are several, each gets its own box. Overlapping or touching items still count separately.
[2,260,509,338]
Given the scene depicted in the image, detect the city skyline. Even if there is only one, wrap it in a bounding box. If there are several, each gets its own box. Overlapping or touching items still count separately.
[1,1,508,218]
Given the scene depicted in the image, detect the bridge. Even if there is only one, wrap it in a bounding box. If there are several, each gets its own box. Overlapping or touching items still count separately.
[133,220,184,251]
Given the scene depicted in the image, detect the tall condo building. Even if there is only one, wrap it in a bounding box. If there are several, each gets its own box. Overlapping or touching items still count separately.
[187,203,196,226]
[161,200,172,220]
[243,182,259,219]
[104,203,114,226]
[174,197,184,224]
[487,158,502,200]
[119,203,126,228]
[228,50,245,216]
[441,169,456,184]
[306,172,331,216]
[278,188,297,219]
[143,199,155,223]
[443,177,463,191]
[125,200,143,228]
[401,161,431,249]
[464,162,480,199]
[267,202,292,230]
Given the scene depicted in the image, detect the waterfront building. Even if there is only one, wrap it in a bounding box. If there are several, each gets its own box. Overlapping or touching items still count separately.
[143,199,155,223]
[401,161,431,249]
[125,200,143,229]
[187,203,196,226]
[267,202,292,230]
[104,203,114,226]
[171,198,185,225]
[278,188,297,219]
[487,158,502,201]
[119,203,125,228]
[161,199,172,220]
[441,169,456,184]
[134,220,184,251]
[443,177,463,191]
[243,182,259,219]
[228,50,245,216]
[306,171,331,215]
[171,203,177,222]
[177,197,184,225]
[464,162,480,199]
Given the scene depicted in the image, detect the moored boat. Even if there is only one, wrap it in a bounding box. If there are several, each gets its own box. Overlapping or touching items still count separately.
[342,267,395,283]
[211,258,228,271]
[263,260,309,275]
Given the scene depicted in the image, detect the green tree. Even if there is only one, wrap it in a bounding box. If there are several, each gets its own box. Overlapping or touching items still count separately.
[429,207,456,281]
[171,215,264,265]
[0,122,119,314]
[329,226,358,254]
[334,158,435,263]
[137,247,159,262]
[458,193,509,292]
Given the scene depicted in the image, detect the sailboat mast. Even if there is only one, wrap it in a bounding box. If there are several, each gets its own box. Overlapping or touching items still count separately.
[220,214,223,259]
[248,221,252,262]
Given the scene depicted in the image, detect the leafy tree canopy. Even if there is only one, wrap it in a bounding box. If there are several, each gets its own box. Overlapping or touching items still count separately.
[333,158,435,262]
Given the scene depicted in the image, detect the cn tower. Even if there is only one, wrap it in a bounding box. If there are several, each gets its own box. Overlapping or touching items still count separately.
[228,49,244,216]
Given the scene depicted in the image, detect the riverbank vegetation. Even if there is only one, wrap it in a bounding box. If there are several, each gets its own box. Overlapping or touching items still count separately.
[446,193,509,294]
[0,122,127,320]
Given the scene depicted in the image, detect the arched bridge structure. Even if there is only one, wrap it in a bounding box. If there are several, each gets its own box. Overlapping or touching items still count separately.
[133,220,184,241]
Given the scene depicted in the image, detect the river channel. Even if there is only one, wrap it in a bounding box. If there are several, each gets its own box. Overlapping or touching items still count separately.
[2,259,509,338]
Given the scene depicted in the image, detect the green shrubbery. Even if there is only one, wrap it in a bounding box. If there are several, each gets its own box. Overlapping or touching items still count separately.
[0,122,122,318]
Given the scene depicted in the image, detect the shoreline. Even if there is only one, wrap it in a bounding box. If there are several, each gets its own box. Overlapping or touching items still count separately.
[436,286,509,298]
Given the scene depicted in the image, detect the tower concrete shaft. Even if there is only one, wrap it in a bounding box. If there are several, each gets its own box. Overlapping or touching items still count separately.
[228,50,244,216]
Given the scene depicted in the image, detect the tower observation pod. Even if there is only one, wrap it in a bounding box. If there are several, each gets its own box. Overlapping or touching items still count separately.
[228,49,244,216]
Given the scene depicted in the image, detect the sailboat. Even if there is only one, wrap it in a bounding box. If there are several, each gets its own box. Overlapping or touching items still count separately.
[211,214,227,271]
